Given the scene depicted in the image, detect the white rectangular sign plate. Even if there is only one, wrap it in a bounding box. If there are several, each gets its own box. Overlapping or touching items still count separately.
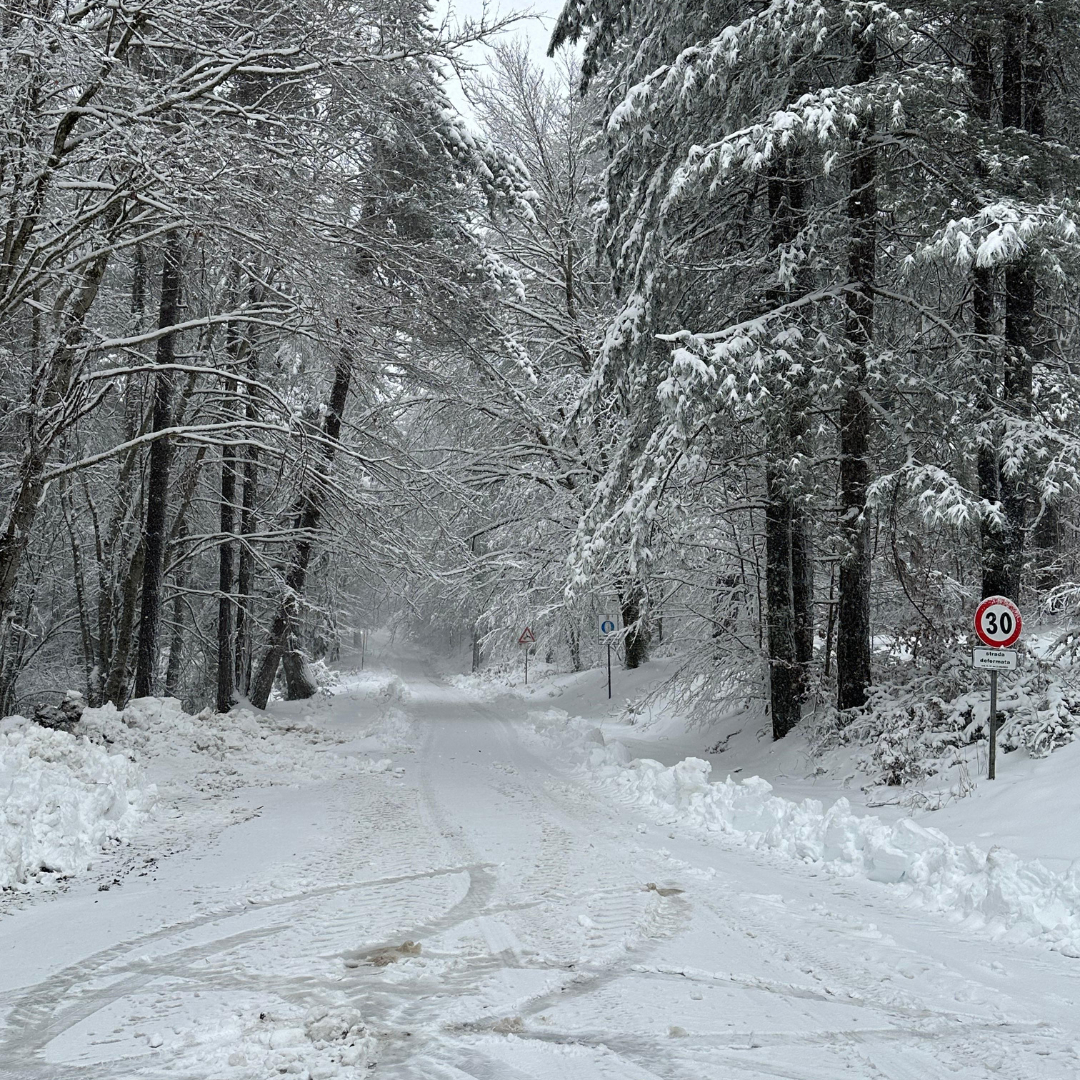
[598,615,618,639]
[972,647,1018,671]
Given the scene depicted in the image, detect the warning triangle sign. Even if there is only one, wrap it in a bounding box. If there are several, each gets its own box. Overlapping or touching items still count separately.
[518,626,536,645]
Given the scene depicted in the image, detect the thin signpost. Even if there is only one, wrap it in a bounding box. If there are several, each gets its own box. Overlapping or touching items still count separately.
[972,595,1022,780]
[599,615,617,699]
[518,626,535,684]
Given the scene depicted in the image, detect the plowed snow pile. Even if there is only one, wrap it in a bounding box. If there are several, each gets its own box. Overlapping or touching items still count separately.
[80,696,389,793]
[1,696,388,893]
[0,716,151,887]
[530,708,1080,958]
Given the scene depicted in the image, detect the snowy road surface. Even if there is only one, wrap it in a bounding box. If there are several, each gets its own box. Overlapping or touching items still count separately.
[2,658,1080,1079]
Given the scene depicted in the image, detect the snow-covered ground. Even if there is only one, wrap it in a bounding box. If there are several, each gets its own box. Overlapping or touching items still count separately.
[2,644,1080,1078]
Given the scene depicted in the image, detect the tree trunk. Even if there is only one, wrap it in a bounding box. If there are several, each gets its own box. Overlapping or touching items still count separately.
[791,514,814,667]
[971,24,1009,599]
[160,454,204,701]
[248,349,352,709]
[96,351,145,702]
[104,539,145,707]
[836,26,877,713]
[215,390,237,713]
[764,156,813,738]
[620,584,649,670]
[0,591,34,716]
[0,238,119,640]
[765,467,801,738]
[234,326,261,697]
[60,477,98,700]
[164,524,188,700]
[235,434,258,696]
[1001,255,1034,601]
[134,230,183,698]
[282,651,319,699]
[566,623,580,672]
[997,6,1042,602]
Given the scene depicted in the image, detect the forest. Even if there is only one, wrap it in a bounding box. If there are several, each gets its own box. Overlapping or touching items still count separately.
[3,0,1080,781]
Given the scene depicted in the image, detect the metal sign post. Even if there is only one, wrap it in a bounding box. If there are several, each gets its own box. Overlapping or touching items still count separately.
[988,670,998,781]
[599,615,617,700]
[518,626,536,684]
[972,596,1023,780]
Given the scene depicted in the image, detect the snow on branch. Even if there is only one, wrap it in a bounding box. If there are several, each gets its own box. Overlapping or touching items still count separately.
[912,201,1080,271]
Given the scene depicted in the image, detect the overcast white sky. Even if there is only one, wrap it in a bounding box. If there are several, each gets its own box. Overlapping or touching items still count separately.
[436,0,567,115]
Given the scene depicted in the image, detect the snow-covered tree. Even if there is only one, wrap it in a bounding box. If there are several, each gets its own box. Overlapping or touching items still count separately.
[548,0,1080,733]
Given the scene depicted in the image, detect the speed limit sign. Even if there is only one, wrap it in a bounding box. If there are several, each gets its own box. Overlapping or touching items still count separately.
[974,595,1022,649]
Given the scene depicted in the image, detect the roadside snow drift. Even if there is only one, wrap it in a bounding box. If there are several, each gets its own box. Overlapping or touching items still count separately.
[1,694,389,893]
[0,716,151,888]
[531,709,1080,959]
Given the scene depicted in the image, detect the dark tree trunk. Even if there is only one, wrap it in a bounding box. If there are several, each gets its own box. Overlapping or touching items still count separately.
[0,591,34,716]
[975,263,1008,598]
[134,230,182,698]
[96,370,144,700]
[473,622,483,672]
[620,585,649,670]
[91,243,148,704]
[997,6,1041,602]
[282,650,319,699]
[216,388,237,713]
[566,624,581,672]
[791,513,814,667]
[1001,256,1034,601]
[235,435,258,696]
[60,478,97,700]
[164,524,188,700]
[836,27,877,713]
[972,21,1010,600]
[234,332,261,697]
[970,22,1010,599]
[0,237,118,639]
[104,539,145,707]
[764,155,813,738]
[765,467,801,738]
[248,349,352,709]
[160,455,204,700]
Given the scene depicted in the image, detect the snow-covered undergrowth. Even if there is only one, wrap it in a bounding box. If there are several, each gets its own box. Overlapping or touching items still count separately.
[530,707,1080,959]
[0,716,152,888]
[448,660,560,702]
[1,695,388,894]
[809,646,1080,789]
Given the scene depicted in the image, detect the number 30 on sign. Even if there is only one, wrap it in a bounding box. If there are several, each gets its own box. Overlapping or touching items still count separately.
[974,595,1022,649]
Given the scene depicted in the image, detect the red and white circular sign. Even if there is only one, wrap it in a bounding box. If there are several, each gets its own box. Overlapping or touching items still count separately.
[974,595,1022,649]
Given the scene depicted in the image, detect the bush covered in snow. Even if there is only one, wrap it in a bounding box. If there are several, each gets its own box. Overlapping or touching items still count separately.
[809,641,1080,788]
[310,657,341,691]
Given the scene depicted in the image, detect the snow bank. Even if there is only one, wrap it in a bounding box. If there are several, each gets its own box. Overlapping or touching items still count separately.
[0,716,152,888]
[533,709,1080,958]
[2,694,391,894]
[81,697,390,792]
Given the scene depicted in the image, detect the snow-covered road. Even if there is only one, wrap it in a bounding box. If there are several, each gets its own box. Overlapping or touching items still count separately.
[2,658,1080,1079]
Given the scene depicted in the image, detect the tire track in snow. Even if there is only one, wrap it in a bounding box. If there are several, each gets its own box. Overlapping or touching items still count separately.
[366,674,708,1079]
[0,861,496,1076]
